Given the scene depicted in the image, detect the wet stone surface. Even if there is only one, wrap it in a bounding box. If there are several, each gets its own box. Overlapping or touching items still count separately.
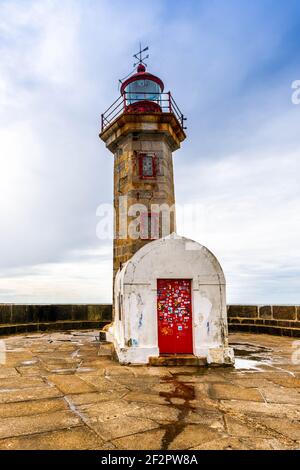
[0,331,299,450]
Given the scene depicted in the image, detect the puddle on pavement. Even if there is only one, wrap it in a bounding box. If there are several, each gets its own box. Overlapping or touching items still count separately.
[19,359,39,366]
[25,334,46,339]
[70,332,96,337]
[49,368,77,374]
[76,367,95,373]
[231,342,273,371]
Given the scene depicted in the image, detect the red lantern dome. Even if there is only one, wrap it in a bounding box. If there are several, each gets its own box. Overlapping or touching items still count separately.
[120,63,164,114]
[100,47,186,133]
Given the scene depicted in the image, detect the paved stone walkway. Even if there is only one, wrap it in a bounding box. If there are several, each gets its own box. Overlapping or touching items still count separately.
[0,331,299,450]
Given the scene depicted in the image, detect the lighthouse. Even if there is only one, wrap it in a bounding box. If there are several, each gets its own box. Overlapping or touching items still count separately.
[100,47,186,284]
[99,48,234,366]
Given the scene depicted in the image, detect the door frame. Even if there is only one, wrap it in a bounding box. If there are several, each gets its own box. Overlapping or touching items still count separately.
[156,278,194,355]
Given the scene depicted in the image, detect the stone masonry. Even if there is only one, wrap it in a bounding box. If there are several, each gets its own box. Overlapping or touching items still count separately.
[100,112,186,286]
[228,305,300,337]
[112,133,176,281]
[1,304,300,338]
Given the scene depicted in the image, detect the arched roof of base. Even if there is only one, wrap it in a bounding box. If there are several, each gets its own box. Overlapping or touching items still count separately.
[119,233,225,286]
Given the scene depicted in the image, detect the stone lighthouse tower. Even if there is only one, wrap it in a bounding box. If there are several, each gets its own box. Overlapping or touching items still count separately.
[100,48,186,283]
[99,48,234,367]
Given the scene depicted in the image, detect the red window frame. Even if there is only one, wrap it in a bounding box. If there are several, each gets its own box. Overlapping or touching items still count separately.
[138,153,157,179]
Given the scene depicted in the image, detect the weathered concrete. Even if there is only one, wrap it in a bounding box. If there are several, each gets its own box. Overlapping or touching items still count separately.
[0,330,299,450]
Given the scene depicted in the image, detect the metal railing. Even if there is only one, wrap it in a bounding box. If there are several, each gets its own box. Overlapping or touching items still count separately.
[101,92,186,132]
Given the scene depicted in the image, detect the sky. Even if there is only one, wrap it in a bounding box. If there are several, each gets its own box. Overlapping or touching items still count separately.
[0,0,300,304]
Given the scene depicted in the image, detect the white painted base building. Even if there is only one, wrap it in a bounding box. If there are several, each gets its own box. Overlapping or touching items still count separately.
[108,234,234,366]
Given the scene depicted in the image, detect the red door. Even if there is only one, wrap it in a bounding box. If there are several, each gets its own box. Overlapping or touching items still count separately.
[157,279,193,354]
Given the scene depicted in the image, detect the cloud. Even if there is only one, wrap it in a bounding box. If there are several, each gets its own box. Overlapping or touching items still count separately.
[0,0,300,303]
[0,246,112,303]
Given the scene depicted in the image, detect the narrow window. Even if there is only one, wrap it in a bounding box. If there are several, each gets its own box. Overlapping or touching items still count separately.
[138,153,157,178]
[140,212,159,240]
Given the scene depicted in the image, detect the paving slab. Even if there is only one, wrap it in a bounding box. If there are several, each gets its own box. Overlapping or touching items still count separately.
[113,429,165,450]
[210,383,264,402]
[89,415,159,441]
[0,398,68,419]
[0,410,81,439]
[239,438,291,450]
[168,424,224,450]
[191,437,249,450]
[66,391,125,406]
[47,374,97,395]
[123,391,169,405]
[0,426,107,450]
[224,416,270,438]
[264,375,300,389]
[0,386,63,404]
[126,403,179,423]
[220,400,300,419]
[78,399,141,422]
[184,409,224,430]
[258,417,300,441]
[261,385,300,404]
[16,366,49,376]
[0,376,45,390]
[76,373,128,392]
[0,367,19,378]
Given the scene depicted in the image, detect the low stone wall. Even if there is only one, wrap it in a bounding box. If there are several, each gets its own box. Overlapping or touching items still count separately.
[227,305,300,337]
[1,303,300,338]
[0,304,112,336]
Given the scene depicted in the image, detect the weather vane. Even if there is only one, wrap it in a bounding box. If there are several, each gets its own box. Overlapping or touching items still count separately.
[133,43,149,68]
[118,44,149,87]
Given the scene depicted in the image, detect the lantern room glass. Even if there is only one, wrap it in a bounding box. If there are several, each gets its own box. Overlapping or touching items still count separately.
[124,79,162,106]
